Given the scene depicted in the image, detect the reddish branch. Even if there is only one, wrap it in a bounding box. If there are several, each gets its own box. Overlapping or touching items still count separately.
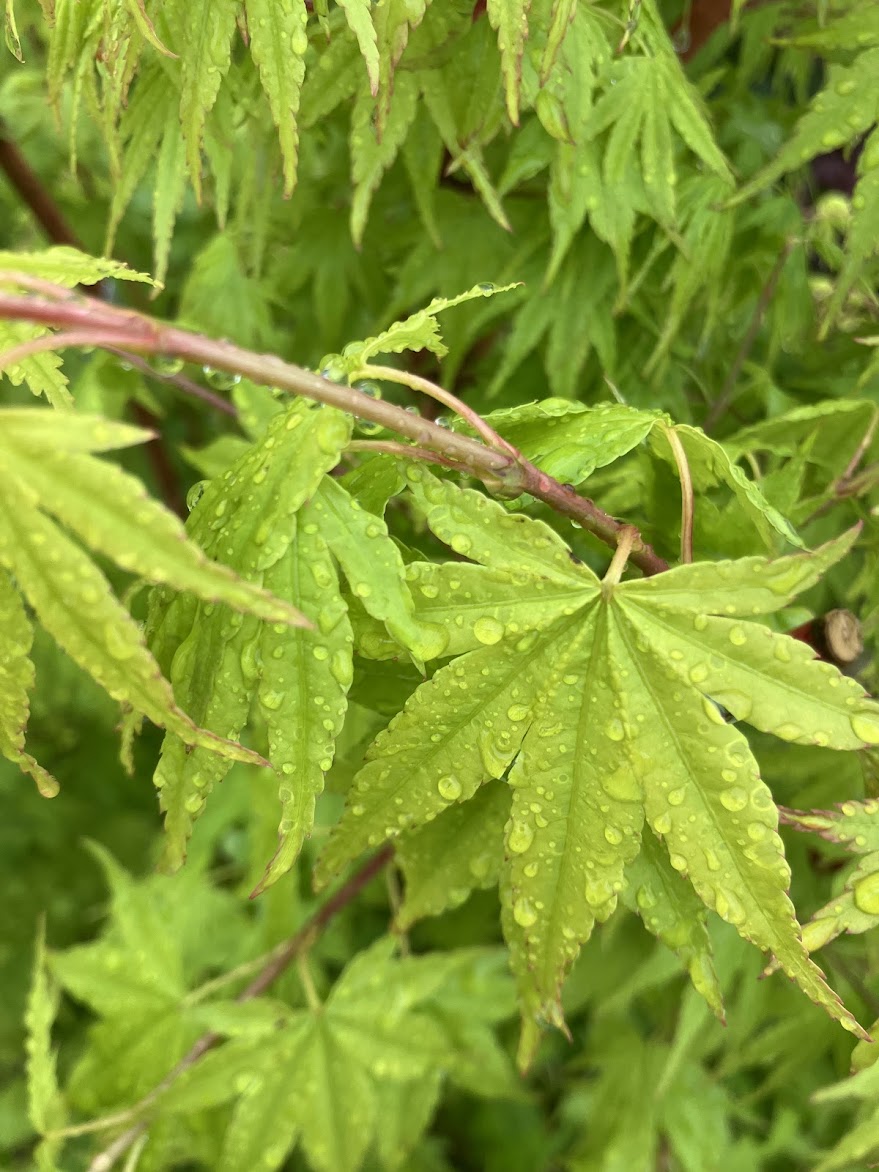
[0,126,187,514]
[0,285,670,575]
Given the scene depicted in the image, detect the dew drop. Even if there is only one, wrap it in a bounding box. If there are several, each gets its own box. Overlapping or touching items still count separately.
[851,711,879,745]
[508,820,535,853]
[653,812,672,835]
[260,689,285,711]
[437,774,463,801]
[473,615,504,645]
[774,723,802,741]
[667,787,685,807]
[512,896,538,927]
[636,885,657,910]
[507,703,530,723]
[719,787,748,812]
[604,825,623,845]
[728,626,747,646]
[854,872,879,914]
[604,719,625,742]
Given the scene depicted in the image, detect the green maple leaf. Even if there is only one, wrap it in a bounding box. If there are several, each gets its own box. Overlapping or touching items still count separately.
[0,248,154,405]
[318,469,879,1064]
[48,847,249,1120]
[0,409,307,792]
[585,53,731,229]
[455,401,801,549]
[246,0,309,197]
[147,400,444,883]
[156,940,516,1172]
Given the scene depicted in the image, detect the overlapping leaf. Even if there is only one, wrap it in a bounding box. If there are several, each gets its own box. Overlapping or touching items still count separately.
[0,408,307,792]
[0,248,153,405]
[454,400,800,548]
[47,848,251,1118]
[780,799,879,954]
[146,399,443,883]
[155,939,517,1172]
[318,469,878,1062]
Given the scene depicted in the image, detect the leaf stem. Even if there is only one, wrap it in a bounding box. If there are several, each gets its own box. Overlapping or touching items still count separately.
[83,844,393,1172]
[666,427,694,563]
[602,526,638,586]
[0,286,670,576]
[297,954,322,1011]
[355,363,519,456]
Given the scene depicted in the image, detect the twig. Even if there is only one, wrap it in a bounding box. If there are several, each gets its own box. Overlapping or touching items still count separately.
[666,427,694,563]
[86,845,393,1172]
[355,363,519,457]
[0,129,189,515]
[0,128,81,247]
[704,242,793,434]
[0,286,671,576]
[106,350,239,417]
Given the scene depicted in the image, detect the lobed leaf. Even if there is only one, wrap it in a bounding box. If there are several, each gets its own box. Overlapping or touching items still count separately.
[0,478,264,766]
[179,0,239,198]
[396,778,510,927]
[246,0,308,197]
[253,518,354,892]
[0,413,311,628]
[337,0,380,94]
[650,424,805,549]
[320,474,872,1056]
[623,829,724,1018]
[149,400,352,868]
[0,246,154,288]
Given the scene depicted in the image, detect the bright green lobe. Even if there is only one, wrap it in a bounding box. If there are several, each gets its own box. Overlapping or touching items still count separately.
[0,568,58,796]
[615,604,866,1040]
[0,480,260,766]
[246,0,308,196]
[1,441,309,628]
[148,401,353,870]
[313,476,446,661]
[502,608,644,1068]
[315,637,543,888]
[486,0,529,123]
[254,518,353,892]
[180,0,238,198]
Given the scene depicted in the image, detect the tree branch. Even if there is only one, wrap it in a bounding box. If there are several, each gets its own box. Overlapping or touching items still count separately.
[0,286,670,576]
[0,128,189,513]
[86,845,394,1172]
